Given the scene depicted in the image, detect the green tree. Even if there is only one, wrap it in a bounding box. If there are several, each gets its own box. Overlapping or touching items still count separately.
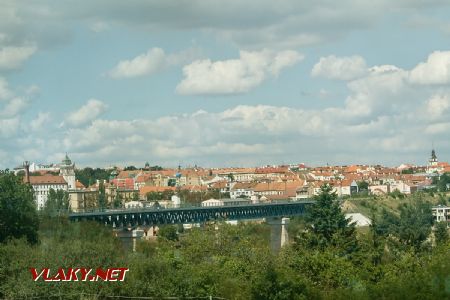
[378,198,434,251]
[97,180,106,209]
[401,168,414,174]
[158,225,178,241]
[396,199,433,250]
[227,173,235,182]
[437,173,450,192]
[434,222,449,245]
[112,192,123,208]
[389,189,405,199]
[0,171,39,244]
[132,191,140,201]
[357,181,369,193]
[43,188,69,216]
[75,167,112,187]
[149,165,163,171]
[302,184,357,253]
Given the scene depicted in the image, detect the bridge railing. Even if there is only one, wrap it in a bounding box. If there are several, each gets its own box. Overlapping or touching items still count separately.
[69,199,314,215]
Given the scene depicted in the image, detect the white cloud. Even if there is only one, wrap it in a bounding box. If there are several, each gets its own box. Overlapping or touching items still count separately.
[30,112,51,131]
[0,77,13,100]
[176,49,303,95]
[108,47,200,79]
[311,55,367,80]
[0,117,20,138]
[90,21,109,33]
[0,46,36,70]
[65,99,108,127]
[425,122,450,134]
[409,51,450,85]
[426,94,450,119]
[0,97,29,117]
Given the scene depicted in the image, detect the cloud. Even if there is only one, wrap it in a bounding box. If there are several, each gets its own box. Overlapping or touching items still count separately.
[0,117,20,138]
[65,99,107,127]
[0,46,36,70]
[0,97,29,117]
[90,21,109,33]
[409,51,450,85]
[30,112,51,131]
[0,78,13,100]
[4,49,450,168]
[426,94,450,120]
[1,0,450,53]
[311,55,367,80]
[176,49,303,95]
[108,47,200,79]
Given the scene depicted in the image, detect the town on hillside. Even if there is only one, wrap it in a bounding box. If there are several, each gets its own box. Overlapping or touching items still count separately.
[13,150,450,224]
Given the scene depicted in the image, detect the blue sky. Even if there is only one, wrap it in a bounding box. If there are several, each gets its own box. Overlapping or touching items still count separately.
[1,0,450,168]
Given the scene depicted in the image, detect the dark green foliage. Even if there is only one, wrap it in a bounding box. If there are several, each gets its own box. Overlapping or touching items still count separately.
[132,191,139,201]
[0,218,126,299]
[0,178,448,299]
[112,192,123,208]
[401,168,414,174]
[0,171,39,244]
[302,184,357,253]
[146,190,174,201]
[389,189,405,199]
[437,173,450,192]
[374,198,434,251]
[357,181,369,193]
[42,188,70,216]
[75,167,113,187]
[97,180,106,209]
[148,165,163,171]
[434,222,449,245]
[124,165,137,171]
[158,225,179,241]
[396,199,433,250]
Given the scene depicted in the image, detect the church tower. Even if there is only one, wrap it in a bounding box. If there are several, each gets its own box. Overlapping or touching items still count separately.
[60,153,76,190]
[427,149,439,174]
[429,149,438,166]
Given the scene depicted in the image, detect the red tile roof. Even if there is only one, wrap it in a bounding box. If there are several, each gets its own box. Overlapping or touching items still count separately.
[28,175,67,185]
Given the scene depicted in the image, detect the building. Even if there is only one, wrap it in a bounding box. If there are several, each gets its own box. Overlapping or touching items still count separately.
[230,182,257,199]
[201,198,252,207]
[59,154,76,190]
[345,213,372,227]
[427,149,439,173]
[29,175,68,209]
[432,205,450,224]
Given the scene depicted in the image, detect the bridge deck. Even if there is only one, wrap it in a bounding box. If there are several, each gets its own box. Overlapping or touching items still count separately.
[69,201,314,227]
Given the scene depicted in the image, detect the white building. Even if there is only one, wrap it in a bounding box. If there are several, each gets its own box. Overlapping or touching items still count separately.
[26,154,76,210]
[345,213,372,227]
[29,175,68,209]
[230,182,256,199]
[14,162,60,175]
[201,198,224,207]
[432,205,450,224]
[201,198,252,207]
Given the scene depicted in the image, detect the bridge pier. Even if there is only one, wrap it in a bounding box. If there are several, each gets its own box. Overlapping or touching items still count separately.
[266,217,289,253]
[114,228,145,251]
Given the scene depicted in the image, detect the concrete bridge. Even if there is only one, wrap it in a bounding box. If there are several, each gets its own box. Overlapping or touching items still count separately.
[69,201,314,251]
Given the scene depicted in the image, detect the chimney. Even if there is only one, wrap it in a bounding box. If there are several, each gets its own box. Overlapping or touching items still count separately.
[23,161,30,184]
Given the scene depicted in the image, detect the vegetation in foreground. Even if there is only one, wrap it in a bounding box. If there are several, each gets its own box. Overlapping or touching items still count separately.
[0,171,449,299]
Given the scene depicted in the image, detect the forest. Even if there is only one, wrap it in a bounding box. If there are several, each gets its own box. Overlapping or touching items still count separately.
[0,171,449,299]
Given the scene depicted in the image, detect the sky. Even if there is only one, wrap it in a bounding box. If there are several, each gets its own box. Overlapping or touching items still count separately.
[1,0,450,169]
